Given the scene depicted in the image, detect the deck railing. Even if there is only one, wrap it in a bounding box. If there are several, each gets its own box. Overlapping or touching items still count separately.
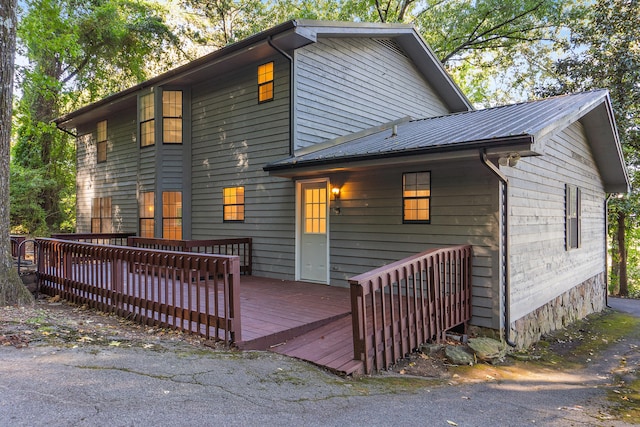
[127,237,252,275]
[348,245,472,374]
[36,238,242,343]
[10,235,26,258]
[51,233,137,246]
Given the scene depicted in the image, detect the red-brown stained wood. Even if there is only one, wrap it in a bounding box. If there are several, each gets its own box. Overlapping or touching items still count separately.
[36,236,471,377]
[349,245,472,374]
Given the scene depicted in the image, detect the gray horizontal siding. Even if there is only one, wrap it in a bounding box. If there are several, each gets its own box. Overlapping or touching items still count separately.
[190,57,295,279]
[327,160,500,328]
[76,109,139,233]
[294,37,450,149]
[507,121,606,321]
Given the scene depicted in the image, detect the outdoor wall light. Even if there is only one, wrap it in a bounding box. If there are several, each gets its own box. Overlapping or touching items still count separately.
[331,186,341,199]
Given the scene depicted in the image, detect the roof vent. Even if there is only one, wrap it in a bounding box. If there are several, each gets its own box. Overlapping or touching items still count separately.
[391,124,398,137]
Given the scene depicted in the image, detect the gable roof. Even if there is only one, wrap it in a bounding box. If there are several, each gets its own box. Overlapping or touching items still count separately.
[54,20,471,129]
[265,90,629,193]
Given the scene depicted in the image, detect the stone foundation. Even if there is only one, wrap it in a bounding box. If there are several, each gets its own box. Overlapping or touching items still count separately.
[510,272,606,349]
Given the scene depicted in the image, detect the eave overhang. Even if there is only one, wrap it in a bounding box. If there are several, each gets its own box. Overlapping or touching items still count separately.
[55,19,473,130]
[54,20,313,129]
[264,135,536,179]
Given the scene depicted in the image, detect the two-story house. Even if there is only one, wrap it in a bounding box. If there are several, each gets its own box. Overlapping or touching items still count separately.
[55,20,628,348]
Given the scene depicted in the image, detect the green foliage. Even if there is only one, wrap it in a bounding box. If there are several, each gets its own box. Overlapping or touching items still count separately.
[414,0,573,105]
[11,0,180,234]
[9,162,49,236]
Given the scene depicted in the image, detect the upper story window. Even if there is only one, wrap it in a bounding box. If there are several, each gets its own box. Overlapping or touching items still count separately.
[223,186,245,222]
[566,184,581,250]
[91,197,112,233]
[139,191,155,238]
[403,171,431,223]
[139,92,155,147]
[163,90,182,144]
[257,62,274,103]
[97,120,107,163]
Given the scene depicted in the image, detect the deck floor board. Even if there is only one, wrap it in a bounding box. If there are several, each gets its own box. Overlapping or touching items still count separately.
[237,277,362,374]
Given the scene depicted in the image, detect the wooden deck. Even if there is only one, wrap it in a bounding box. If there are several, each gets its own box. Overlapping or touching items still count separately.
[236,277,363,375]
[35,237,470,376]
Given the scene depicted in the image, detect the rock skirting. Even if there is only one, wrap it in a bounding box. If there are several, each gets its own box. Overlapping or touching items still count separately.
[511,272,606,349]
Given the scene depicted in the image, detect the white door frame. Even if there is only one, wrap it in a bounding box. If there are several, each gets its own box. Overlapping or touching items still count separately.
[295,178,330,284]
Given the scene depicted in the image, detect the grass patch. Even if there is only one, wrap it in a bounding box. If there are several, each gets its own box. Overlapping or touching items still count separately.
[607,376,640,423]
[520,310,640,367]
[353,374,443,394]
[25,310,48,325]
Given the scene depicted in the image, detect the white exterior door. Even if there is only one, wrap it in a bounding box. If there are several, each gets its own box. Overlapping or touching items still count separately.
[298,180,329,284]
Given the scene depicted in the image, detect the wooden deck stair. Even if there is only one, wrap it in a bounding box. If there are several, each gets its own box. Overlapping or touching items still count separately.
[234,277,364,375]
[270,316,364,375]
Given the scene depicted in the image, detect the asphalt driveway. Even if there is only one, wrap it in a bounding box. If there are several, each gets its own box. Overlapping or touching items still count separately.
[1,298,638,426]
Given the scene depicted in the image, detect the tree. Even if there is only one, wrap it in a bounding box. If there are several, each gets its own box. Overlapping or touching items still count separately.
[415,0,570,104]
[539,0,640,296]
[182,0,270,48]
[11,0,181,234]
[0,0,34,305]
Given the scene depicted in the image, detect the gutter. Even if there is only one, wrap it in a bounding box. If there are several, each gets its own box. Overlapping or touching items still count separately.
[265,135,535,172]
[268,36,294,156]
[56,124,78,138]
[481,150,517,348]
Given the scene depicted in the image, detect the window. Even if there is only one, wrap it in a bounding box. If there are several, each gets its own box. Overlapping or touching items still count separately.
[139,92,155,147]
[162,191,182,239]
[91,197,112,233]
[163,90,182,144]
[257,62,274,103]
[97,120,107,163]
[403,172,431,223]
[139,192,155,238]
[566,184,581,249]
[223,186,245,222]
[304,187,326,234]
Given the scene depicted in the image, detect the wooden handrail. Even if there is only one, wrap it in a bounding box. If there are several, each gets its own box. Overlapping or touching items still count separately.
[10,235,26,258]
[127,237,252,275]
[36,238,242,343]
[349,245,472,374]
[51,233,136,246]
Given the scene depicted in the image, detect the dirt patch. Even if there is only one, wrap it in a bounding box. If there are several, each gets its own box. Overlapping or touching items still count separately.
[0,296,216,351]
[391,348,453,379]
[388,309,640,387]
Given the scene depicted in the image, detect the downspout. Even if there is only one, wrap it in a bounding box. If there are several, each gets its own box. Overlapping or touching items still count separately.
[481,150,517,347]
[267,36,294,156]
[605,194,613,308]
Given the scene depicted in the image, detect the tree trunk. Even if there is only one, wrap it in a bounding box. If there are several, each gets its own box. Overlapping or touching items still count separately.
[610,231,620,295]
[0,0,34,306]
[617,212,628,297]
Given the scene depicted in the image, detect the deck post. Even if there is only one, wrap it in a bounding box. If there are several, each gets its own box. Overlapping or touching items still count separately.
[228,257,242,342]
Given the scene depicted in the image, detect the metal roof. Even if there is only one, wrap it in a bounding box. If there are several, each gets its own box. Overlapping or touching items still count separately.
[265,90,629,193]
